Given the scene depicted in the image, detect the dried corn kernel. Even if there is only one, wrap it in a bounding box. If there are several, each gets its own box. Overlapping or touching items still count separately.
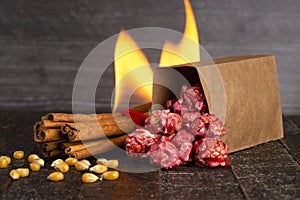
[102,171,119,181]
[0,156,11,165]
[96,158,107,165]
[47,172,64,182]
[51,159,64,167]
[55,163,69,173]
[16,168,29,177]
[9,170,20,180]
[81,159,91,167]
[75,161,90,171]
[32,158,45,167]
[89,164,108,174]
[65,158,78,166]
[82,173,99,183]
[13,151,24,160]
[27,154,39,163]
[30,163,41,172]
[0,158,8,169]
[105,160,119,169]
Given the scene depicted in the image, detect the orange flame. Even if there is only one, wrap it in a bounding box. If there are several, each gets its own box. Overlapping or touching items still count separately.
[113,0,200,111]
[113,29,153,112]
[159,0,200,66]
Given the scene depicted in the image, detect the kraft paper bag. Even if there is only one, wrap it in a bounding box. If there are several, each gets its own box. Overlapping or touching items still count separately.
[152,55,283,152]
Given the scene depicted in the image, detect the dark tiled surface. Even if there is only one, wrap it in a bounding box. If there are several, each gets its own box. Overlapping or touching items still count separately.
[0,112,299,199]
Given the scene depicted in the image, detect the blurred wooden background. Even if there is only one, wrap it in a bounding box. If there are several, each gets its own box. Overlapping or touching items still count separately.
[0,0,299,114]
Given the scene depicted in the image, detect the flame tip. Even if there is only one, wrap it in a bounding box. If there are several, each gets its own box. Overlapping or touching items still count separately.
[159,0,200,66]
[114,28,153,112]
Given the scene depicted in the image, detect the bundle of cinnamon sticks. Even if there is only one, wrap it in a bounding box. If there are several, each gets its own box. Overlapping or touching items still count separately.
[33,113,137,159]
[33,103,151,159]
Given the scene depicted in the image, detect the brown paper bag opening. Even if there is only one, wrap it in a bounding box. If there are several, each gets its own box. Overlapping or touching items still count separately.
[152,55,283,153]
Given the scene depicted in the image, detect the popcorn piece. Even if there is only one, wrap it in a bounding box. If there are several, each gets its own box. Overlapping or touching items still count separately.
[148,137,181,169]
[172,129,194,164]
[145,110,182,135]
[125,129,159,157]
[194,138,230,167]
[189,113,226,138]
[173,84,206,114]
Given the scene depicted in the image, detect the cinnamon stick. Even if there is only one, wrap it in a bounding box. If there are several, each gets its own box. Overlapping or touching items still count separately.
[34,121,66,142]
[33,121,43,142]
[42,102,151,122]
[60,141,83,149]
[42,140,67,151]
[37,129,65,142]
[41,120,67,128]
[42,149,64,158]
[67,134,127,159]
[42,113,123,122]
[62,116,135,142]
[65,142,95,154]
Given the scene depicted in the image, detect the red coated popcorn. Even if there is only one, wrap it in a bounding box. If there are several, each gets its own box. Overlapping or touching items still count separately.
[125,129,159,157]
[173,84,206,114]
[145,110,182,135]
[172,129,194,147]
[125,84,230,169]
[148,136,181,169]
[181,112,201,124]
[172,129,194,164]
[161,110,182,135]
[145,110,163,134]
[194,138,230,167]
[189,113,226,138]
[177,143,193,164]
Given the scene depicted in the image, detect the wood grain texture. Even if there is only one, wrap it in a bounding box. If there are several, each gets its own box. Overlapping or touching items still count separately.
[0,0,299,114]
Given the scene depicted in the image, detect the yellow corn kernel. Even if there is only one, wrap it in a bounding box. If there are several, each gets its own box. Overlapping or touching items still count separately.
[75,161,89,171]
[47,172,64,182]
[13,151,24,160]
[89,164,108,174]
[27,154,39,163]
[96,158,107,165]
[16,168,29,177]
[32,158,45,167]
[102,171,119,181]
[82,173,99,183]
[0,158,8,169]
[55,163,69,173]
[0,156,11,165]
[51,159,64,168]
[105,160,119,169]
[81,159,91,167]
[65,158,78,166]
[9,170,20,180]
[30,163,41,172]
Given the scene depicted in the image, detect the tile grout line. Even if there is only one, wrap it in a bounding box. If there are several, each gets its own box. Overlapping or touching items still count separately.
[285,116,300,132]
[279,139,300,165]
[230,165,250,200]
[280,116,300,165]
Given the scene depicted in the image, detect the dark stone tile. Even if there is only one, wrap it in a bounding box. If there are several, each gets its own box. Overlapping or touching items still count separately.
[230,141,300,200]
[161,166,245,200]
